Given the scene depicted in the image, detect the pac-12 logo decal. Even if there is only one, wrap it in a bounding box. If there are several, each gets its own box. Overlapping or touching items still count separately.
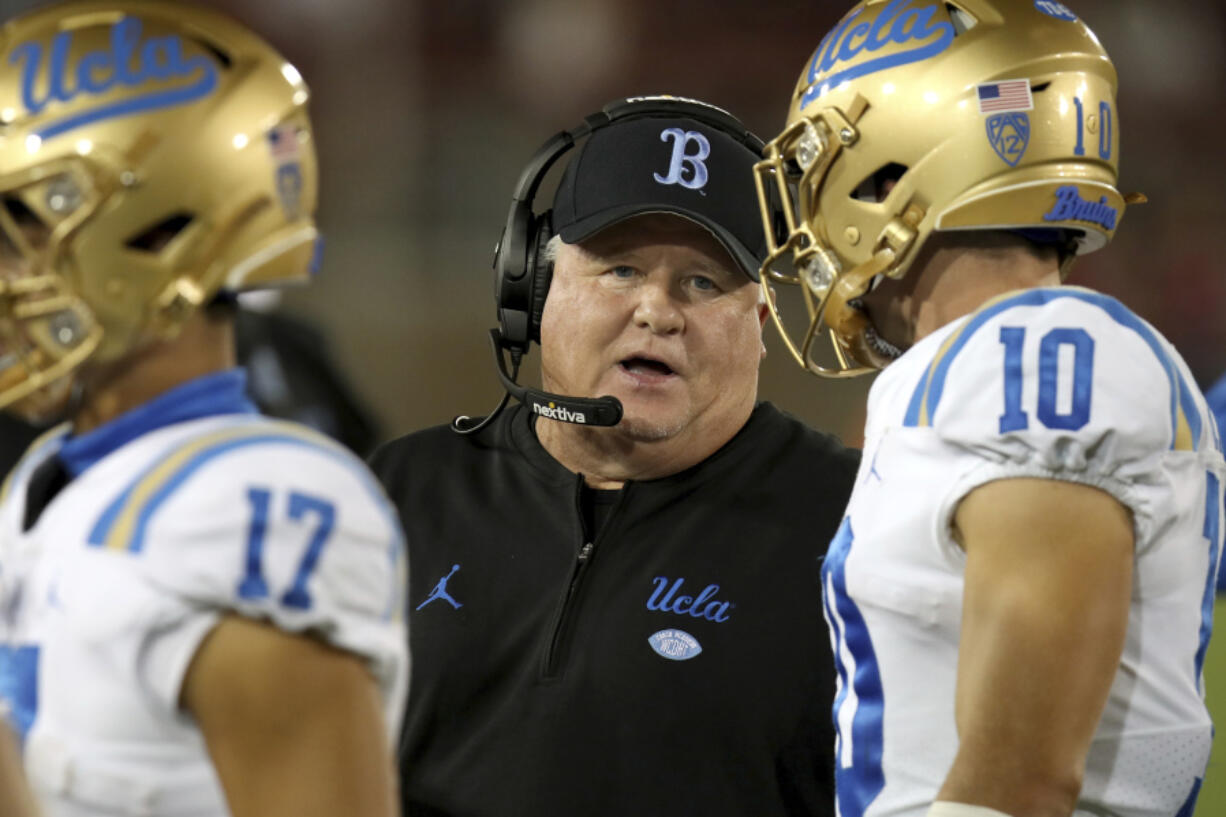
[1034,1,1078,21]
[10,16,220,141]
[269,125,304,219]
[986,113,1030,167]
[648,629,703,661]
[416,564,463,610]
[802,0,956,107]
[654,128,711,191]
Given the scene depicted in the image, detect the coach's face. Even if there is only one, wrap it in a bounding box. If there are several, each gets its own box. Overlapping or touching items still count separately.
[539,213,766,445]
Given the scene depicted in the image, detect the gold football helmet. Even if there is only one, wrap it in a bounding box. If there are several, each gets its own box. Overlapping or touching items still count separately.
[755,0,1139,376]
[0,0,317,415]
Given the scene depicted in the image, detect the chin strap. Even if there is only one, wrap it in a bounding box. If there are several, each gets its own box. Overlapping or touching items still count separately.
[818,202,925,373]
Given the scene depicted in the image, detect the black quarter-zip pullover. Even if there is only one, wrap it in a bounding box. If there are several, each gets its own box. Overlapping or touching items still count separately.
[369,402,859,817]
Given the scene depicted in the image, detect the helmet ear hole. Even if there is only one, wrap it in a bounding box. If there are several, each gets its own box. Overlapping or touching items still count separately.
[191,39,233,68]
[3,196,46,230]
[947,4,978,34]
[852,163,909,204]
[125,214,195,253]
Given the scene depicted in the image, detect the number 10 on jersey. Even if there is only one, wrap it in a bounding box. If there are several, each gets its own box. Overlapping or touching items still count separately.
[999,326,1095,434]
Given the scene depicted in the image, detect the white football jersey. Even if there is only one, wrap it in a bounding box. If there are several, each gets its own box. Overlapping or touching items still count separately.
[827,287,1223,817]
[0,414,408,817]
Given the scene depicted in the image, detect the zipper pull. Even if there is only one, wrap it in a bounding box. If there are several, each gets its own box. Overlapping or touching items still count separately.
[577,542,594,563]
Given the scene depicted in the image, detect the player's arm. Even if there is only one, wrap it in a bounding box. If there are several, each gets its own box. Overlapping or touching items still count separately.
[0,722,39,817]
[181,615,398,817]
[936,477,1133,817]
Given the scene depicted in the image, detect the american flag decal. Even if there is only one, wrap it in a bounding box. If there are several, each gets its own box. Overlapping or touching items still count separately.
[268,124,302,162]
[976,80,1034,114]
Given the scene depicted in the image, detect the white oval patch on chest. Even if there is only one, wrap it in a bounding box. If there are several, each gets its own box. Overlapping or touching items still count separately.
[648,629,702,661]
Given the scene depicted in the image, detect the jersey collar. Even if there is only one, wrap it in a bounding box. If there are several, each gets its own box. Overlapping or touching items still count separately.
[59,369,259,478]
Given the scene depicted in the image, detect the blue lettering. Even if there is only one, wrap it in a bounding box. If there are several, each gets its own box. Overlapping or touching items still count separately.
[838,22,873,62]
[806,30,836,87]
[10,16,219,141]
[647,577,683,611]
[865,0,905,50]
[689,584,718,611]
[48,31,72,106]
[893,5,941,43]
[802,0,955,108]
[111,16,144,85]
[1043,185,1119,231]
[11,41,47,113]
[645,577,734,623]
[77,51,116,95]
[814,12,860,77]
[141,35,184,80]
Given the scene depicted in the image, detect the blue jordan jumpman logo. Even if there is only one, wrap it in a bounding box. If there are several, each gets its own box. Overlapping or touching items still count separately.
[417,564,463,610]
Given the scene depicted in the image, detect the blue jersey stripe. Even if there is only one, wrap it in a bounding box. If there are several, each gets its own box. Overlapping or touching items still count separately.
[903,288,1202,449]
[1196,471,1221,690]
[89,429,403,557]
[0,645,39,743]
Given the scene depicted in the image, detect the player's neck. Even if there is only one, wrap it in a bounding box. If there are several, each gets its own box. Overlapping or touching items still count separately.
[71,311,237,435]
[911,246,1062,343]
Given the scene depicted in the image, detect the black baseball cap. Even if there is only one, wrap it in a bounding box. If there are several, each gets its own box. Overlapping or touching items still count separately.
[551,115,768,281]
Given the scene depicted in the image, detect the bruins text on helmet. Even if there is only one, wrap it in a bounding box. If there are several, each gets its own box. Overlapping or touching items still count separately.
[754,0,1143,377]
[0,0,318,418]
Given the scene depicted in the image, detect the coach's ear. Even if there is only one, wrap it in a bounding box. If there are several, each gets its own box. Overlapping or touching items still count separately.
[758,284,774,360]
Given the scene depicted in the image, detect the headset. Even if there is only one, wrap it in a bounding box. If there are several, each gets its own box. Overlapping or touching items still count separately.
[453,96,767,434]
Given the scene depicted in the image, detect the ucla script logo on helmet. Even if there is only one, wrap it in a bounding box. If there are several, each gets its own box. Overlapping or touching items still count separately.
[10,16,219,141]
[803,0,955,107]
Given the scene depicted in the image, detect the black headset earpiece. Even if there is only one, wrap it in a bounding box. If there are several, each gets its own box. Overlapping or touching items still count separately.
[493,198,534,353]
[493,125,590,355]
[526,210,553,344]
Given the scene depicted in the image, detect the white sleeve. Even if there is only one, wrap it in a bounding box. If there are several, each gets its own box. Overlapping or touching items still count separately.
[906,288,1212,548]
[103,430,407,722]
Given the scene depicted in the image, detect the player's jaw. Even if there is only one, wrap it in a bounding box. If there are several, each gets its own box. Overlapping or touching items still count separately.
[854,278,912,359]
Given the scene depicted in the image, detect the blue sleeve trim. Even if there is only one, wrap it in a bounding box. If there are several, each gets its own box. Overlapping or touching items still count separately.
[88,429,403,557]
[1197,472,1222,684]
[902,288,1202,450]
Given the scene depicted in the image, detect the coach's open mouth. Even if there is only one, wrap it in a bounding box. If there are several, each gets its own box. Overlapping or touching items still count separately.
[620,356,675,377]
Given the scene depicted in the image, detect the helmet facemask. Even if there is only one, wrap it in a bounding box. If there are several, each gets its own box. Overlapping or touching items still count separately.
[0,165,107,420]
[756,96,922,377]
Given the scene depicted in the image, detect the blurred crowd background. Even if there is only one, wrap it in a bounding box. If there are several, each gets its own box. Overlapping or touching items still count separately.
[1,0,1223,449]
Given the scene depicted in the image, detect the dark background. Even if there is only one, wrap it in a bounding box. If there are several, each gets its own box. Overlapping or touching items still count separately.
[2,0,1223,447]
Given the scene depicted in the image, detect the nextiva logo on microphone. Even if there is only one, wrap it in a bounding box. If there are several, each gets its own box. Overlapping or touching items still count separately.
[531,400,588,424]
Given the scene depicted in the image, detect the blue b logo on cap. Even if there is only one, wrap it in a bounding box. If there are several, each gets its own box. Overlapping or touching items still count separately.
[654,128,711,191]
